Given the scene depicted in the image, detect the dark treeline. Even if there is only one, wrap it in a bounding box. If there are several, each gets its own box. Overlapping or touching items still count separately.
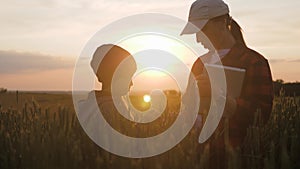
[1,79,300,97]
[273,79,300,96]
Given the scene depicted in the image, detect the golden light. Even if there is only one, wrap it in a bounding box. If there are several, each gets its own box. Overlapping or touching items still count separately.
[118,34,196,65]
[118,34,198,92]
[143,94,151,103]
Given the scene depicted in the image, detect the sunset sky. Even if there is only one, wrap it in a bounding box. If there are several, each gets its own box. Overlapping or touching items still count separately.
[1,0,300,91]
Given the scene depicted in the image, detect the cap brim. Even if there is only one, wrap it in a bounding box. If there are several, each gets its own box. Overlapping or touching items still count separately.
[180,19,209,35]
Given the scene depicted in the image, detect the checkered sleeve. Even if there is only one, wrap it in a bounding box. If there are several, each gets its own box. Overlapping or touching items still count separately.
[236,59,274,122]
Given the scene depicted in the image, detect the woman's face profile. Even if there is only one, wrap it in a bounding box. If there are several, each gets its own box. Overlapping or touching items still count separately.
[197,18,228,50]
[196,31,215,51]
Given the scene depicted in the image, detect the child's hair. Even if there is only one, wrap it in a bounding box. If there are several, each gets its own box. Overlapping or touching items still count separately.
[91,44,135,83]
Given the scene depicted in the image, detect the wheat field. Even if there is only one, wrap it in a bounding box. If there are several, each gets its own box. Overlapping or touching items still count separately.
[0,91,299,169]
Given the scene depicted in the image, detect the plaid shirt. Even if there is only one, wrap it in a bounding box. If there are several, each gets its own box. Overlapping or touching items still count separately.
[191,42,274,146]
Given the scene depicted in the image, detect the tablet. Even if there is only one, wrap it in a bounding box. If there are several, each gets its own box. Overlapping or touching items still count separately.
[204,63,246,98]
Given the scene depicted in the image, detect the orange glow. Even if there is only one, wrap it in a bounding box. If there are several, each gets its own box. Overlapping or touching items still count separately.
[131,69,179,92]
[1,68,73,91]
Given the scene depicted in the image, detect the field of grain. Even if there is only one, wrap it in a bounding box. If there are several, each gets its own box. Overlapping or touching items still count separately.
[0,91,299,169]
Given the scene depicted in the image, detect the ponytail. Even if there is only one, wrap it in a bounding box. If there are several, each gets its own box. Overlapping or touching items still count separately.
[210,14,247,47]
[227,16,247,46]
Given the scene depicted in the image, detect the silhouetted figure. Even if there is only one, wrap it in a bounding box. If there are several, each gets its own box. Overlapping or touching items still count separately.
[78,44,175,168]
[181,0,274,168]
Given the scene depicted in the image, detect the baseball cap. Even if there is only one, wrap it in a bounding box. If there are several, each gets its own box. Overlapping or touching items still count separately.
[180,0,229,35]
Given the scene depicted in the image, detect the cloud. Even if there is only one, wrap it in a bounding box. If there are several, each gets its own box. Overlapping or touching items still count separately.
[0,0,193,57]
[269,59,300,64]
[269,59,285,63]
[288,59,300,63]
[0,50,74,74]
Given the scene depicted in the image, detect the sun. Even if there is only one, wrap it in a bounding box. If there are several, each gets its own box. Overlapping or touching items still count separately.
[143,94,151,103]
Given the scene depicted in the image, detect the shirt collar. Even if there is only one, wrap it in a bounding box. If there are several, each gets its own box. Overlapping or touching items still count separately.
[222,43,247,61]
